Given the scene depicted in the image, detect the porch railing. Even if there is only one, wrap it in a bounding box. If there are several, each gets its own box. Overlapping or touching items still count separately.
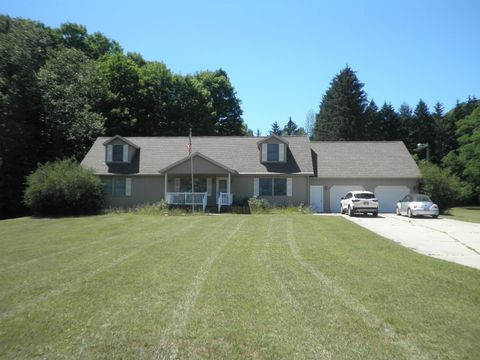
[166,192,208,212]
[217,192,233,213]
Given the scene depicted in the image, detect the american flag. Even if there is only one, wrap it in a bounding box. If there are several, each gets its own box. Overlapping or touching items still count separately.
[187,128,192,155]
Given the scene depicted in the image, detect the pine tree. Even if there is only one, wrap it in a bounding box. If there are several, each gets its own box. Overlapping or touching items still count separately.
[270,121,282,135]
[378,103,400,141]
[411,100,436,158]
[283,117,299,135]
[364,100,380,140]
[398,103,413,147]
[313,66,368,140]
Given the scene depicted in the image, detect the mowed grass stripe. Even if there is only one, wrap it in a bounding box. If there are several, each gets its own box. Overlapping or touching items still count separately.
[73,216,246,359]
[172,215,286,359]
[0,215,173,272]
[0,216,203,321]
[262,217,332,358]
[1,216,231,358]
[0,214,142,264]
[293,215,480,359]
[0,215,185,302]
[286,217,426,359]
[154,217,248,359]
[264,216,411,358]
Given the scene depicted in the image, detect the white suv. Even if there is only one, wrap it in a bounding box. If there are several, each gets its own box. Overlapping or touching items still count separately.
[340,191,379,217]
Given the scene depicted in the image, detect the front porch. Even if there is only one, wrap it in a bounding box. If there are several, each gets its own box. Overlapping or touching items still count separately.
[165,191,232,212]
[160,152,236,213]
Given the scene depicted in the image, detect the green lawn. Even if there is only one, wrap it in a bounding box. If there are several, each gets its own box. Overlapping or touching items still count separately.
[443,206,480,223]
[1,214,479,359]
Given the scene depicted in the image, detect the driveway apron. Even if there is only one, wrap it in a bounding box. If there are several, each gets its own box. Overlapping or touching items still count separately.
[342,214,480,270]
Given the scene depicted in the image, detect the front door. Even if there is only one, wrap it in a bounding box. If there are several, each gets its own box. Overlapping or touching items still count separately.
[216,177,228,199]
[310,185,324,213]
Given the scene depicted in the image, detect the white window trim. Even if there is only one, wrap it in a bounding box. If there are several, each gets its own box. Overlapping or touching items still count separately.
[107,144,113,162]
[253,178,259,196]
[261,144,267,162]
[123,144,129,162]
[279,144,285,162]
[287,177,292,197]
[125,178,132,196]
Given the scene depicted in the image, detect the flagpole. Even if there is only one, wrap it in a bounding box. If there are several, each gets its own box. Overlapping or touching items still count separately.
[190,128,194,213]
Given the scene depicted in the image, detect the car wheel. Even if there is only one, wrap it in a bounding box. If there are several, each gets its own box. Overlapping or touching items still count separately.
[396,207,401,216]
[432,215,438,219]
[340,205,344,214]
[407,208,413,218]
[372,211,378,217]
[348,206,354,217]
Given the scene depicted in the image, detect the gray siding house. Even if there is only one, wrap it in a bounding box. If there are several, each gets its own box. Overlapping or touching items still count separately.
[81,135,421,213]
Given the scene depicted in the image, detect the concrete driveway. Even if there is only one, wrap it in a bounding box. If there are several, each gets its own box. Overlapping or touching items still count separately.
[343,213,480,270]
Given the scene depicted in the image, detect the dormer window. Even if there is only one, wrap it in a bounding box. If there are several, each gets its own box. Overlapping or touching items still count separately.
[267,144,279,161]
[103,135,140,164]
[258,134,288,163]
[112,145,124,162]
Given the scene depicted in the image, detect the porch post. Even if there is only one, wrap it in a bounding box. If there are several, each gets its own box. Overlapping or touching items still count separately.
[164,173,168,201]
[227,173,231,194]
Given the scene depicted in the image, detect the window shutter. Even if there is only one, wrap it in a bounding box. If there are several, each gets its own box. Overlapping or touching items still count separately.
[206,178,212,196]
[123,144,129,162]
[287,178,292,197]
[107,145,113,162]
[279,144,285,161]
[254,178,259,196]
[174,178,180,192]
[261,144,267,162]
[125,178,132,196]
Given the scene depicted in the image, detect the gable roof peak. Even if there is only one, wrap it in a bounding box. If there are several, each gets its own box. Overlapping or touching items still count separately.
[102,135,140,149]
[256,134,289,146]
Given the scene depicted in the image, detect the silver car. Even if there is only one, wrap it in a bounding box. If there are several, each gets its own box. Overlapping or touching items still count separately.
[396,194,439,218]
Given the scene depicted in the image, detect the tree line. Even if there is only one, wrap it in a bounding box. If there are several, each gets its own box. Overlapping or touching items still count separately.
[311,66,479,203]
[0,15,246,218]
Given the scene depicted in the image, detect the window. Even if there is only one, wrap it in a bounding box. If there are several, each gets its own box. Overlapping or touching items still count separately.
[103,178,129,196]
[113,178,126,196]
[355,193,375,199]
[103,178,113,196]
[274,178,286,196]
[267,144,279,161]
[259,178,273,196]
[179,178,207,192]
[258,178,288,196]
[112,145,124,162]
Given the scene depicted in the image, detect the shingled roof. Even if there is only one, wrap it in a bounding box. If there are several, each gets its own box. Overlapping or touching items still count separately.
[310,141,421,179]
[81,136,314,175]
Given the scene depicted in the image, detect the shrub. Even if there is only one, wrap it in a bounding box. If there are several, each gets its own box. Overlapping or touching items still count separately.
[24,159,104,215]
[418,160,472,211]
[131,200,170,215]
[248,197,271,214]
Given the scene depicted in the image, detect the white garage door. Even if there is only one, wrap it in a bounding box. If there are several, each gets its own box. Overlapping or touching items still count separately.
[329,185,364,213]
[374,185,410,213]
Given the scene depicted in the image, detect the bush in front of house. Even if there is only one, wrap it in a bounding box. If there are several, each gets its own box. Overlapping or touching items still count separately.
[418,160,472,211]
[248,197,271,214]
[24,159,104,215]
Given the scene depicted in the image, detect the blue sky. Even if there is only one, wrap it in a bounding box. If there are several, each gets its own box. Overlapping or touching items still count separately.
[2,0,479,134]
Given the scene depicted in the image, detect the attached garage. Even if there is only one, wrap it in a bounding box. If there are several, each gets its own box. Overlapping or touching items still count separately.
[310,141,421,213]
[374,185,410,213]
[329,185,364,214]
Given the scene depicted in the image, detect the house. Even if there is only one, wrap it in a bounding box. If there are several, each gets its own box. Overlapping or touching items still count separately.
[81,135,421,213]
